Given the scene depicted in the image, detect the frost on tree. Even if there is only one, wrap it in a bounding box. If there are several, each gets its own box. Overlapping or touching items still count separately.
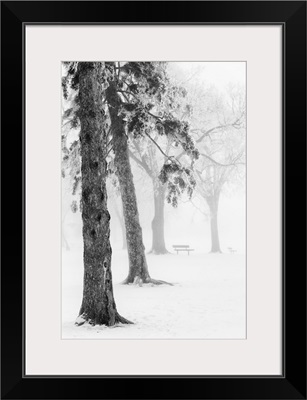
[65,62,131,326]
[63,62,198,285]
[106,62,198,262]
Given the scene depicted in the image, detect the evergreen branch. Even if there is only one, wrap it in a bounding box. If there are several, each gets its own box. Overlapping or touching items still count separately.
[117,90,138,102]
[117,90,195,163]
[117,90,165,123]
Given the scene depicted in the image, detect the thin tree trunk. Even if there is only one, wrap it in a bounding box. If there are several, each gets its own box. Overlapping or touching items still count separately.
[150,180,168,254]
[62,211,70,250]
[76,63,131,326]
[106,81,170,285]
[62,232,70,251]
[207,193,222,253]
[113,200,127,250]
[120,209,127,250]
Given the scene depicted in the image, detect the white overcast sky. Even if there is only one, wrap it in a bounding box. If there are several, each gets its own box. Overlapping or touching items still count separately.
[169,62,246,92]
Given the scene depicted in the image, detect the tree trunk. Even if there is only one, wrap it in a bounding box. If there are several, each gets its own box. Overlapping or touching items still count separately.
[106,81,170,285]
[207,193,222,253]
[113,200,127,250]
[76,63,131,326]
[106,82,150,284]
[62,211,70,250]
[150,180,168,254]
[120,210,127,250]
[62,232,70,251]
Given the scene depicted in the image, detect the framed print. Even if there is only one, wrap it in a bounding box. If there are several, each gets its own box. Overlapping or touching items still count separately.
[1,1,306,399]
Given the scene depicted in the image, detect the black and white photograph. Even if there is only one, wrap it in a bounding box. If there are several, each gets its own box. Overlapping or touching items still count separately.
[61,61,246,339]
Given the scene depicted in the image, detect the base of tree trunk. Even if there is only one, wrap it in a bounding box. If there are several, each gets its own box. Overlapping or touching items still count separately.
[114,312,134,325]
[122,276,173,286]
[210,249,222,254]
[75,312,133,327]
[148,248,170,255]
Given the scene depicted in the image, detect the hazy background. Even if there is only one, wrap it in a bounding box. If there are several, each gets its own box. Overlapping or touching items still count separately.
[62,61,246,339]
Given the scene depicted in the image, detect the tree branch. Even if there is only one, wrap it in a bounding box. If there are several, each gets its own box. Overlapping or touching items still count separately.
[107,146,114,156]
[117,62,121,80]
[117,90,139,103]
[131,140,153,174]
[144,132,181,166]
[199,152,245,167]
[193,115,244,144]
[128,149,152,176]
[107,138,113,149]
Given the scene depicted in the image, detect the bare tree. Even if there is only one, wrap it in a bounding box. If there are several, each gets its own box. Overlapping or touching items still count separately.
[128,136,170,254]
[190,85,246,252]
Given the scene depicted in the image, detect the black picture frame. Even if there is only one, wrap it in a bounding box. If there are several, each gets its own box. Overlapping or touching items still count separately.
[1,1,306,399]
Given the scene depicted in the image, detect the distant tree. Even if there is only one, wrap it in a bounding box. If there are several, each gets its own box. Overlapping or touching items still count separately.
[188,85,246,252]
[62,62,131,326]
[128,136,170,254]
[106,178,127,250]
[113,199,127,250]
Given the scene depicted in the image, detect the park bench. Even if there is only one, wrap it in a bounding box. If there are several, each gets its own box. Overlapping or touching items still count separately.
[228,247,236,254]
[173,245,194,255]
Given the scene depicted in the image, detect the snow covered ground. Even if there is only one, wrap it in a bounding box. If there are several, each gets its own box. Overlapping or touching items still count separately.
[62,166,246,339]
[62,238,246,339]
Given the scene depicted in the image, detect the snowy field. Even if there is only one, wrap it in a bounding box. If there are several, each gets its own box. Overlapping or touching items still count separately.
[62,176,246,339]
[62,233,246,339]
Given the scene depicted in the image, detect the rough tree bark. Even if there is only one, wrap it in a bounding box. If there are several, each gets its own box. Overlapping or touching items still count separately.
[150,180,168,254]
[76,62,131,325]
[206,192,222,253]
[106,81,170,285]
